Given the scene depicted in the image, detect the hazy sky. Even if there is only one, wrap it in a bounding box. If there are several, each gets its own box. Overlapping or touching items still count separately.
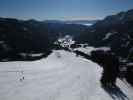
[0,0,133,20]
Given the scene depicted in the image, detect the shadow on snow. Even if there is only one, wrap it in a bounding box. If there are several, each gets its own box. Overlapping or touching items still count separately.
[102,84,129,100]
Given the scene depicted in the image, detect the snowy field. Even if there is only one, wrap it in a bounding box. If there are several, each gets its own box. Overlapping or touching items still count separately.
[0,50,133,100]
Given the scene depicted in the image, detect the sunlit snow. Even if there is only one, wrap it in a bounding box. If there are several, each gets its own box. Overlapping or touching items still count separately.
[0,50,132,100]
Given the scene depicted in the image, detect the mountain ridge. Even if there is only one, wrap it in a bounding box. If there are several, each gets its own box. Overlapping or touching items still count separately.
[76,9,133,60]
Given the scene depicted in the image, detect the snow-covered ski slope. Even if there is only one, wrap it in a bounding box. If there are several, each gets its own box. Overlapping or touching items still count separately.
[0,50,132,100]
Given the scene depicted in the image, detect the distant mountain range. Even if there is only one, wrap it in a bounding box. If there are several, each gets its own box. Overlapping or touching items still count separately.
[76,9,133,60]
[44,20,98,26]
[0,9,133,61]
[0,17,90,61]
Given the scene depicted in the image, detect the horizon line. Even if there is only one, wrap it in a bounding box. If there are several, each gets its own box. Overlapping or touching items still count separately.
[0,16,103,21]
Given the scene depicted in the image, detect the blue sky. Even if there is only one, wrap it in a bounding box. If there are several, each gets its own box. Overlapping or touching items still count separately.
[0,0,133,20]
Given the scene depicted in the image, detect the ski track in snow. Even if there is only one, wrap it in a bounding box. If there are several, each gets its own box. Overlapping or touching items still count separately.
[0,50,132,100]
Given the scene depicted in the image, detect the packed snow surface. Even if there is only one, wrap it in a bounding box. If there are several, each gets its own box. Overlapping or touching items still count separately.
[0,50,132,100]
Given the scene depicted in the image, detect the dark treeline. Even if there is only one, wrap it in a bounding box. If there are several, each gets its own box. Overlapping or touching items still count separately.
[0,18,52,61]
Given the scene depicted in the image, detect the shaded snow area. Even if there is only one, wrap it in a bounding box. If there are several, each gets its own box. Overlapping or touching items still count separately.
[81,23,93,26]
[66,22,93,26]
[19,53,44,57]
[0,50,133,100]
[102,32,116,40]
[74,46,111,55]
[0,40,11,51]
